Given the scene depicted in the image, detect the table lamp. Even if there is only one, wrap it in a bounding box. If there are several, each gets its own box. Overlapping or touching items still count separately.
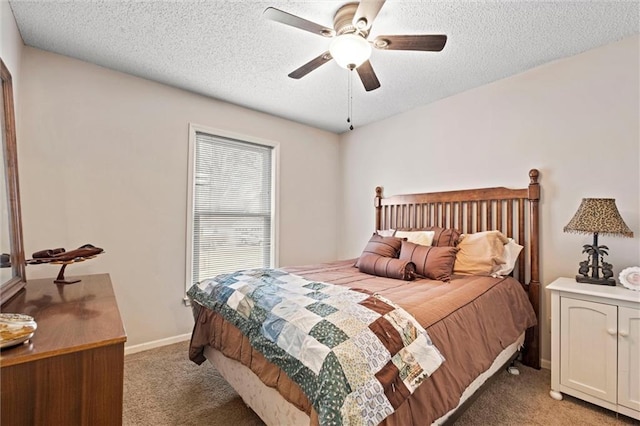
[564,198,634,285]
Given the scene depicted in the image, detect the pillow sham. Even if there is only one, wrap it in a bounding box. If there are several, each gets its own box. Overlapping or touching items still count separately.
[453,230,509,276]
[430,227,461,247]
[399,241,458,282]
[493,238,524,277]
[394,230,435,247]
[355,234,404,267]
[396,226,461,247]
[357,254,416,281]
[376,229,396,237]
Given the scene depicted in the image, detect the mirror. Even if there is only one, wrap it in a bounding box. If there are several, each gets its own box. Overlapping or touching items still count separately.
[1,57,26,305]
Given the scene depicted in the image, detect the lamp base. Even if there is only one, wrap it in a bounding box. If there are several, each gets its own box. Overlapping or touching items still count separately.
[575,275,616,286]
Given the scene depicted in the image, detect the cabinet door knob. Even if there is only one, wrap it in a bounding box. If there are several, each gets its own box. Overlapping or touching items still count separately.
[607,328,617,336]
[619,330,629,337]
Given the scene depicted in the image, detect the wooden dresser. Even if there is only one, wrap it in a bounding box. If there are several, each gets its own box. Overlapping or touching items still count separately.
[0,274,127,425]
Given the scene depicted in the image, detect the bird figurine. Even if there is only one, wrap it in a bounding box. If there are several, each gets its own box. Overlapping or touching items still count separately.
[27,244,104,284]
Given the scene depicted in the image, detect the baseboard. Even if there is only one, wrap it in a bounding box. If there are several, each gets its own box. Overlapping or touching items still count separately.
[124,333,191,356]
[540,358,551,370]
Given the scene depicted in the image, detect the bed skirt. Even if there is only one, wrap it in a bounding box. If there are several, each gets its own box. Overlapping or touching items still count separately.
[203,332,525,426]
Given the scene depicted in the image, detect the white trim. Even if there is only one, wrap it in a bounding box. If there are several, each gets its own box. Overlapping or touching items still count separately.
[184,123,281,298]
[541,358,551,370]
[271,143,280,268]
[125,333,191,356]
[184,123,198,304]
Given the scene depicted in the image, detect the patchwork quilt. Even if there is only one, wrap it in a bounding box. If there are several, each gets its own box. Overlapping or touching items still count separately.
[188,268,444,426]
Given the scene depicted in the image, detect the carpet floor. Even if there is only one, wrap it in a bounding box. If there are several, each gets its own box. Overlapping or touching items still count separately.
[123,341,638,425]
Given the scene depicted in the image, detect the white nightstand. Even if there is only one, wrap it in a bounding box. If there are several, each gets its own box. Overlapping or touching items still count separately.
[548,277,640,420]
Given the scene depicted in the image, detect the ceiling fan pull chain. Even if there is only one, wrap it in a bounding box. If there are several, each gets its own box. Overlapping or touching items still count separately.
[346,69,351,128]
[348,69,354,131]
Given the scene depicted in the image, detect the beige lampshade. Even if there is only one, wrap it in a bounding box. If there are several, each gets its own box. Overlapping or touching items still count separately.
[564,198,634,237]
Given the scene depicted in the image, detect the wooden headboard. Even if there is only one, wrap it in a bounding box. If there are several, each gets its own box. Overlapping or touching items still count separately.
[374,169,541,369]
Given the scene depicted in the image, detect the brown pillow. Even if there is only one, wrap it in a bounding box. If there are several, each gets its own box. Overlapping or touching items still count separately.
[431,227,461,247]
[355,234,404,267]
[396,226,461,247]
[399,240,458,282]
[357,254,416,281]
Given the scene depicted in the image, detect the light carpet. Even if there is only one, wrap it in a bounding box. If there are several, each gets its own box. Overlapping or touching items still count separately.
[123,341,638,425]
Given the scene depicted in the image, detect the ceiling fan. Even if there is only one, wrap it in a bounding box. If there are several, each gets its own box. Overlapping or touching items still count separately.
[263,0,448,92]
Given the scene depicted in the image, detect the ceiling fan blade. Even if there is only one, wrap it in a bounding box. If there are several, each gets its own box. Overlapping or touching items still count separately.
[373,34,447,51]
[288,52,333,79]
[356,60,381,92]
[264,7,335,37]
[352,0,386,31]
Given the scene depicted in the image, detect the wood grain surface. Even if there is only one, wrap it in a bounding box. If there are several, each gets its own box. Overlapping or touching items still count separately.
[1,274,126,425]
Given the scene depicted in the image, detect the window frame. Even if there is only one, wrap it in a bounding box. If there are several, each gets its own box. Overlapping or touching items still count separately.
[184,123,280,301]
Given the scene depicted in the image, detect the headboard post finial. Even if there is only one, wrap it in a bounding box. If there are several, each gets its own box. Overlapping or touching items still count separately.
[528,169,540,201]
[375,187,383,231]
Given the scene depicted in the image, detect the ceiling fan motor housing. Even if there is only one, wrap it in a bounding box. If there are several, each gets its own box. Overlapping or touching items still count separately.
[334,3,367,37]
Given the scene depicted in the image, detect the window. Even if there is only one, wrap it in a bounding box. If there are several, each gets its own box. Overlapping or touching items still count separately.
[186,125,277,294]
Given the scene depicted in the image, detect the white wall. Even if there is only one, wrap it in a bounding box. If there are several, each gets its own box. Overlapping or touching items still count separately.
[338,35,640,364]
[18,47,340,346]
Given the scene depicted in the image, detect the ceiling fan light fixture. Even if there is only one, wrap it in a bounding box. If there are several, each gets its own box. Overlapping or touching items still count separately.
[329,33,372,69]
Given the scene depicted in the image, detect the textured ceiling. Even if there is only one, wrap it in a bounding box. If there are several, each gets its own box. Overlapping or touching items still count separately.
[9,1,640,134]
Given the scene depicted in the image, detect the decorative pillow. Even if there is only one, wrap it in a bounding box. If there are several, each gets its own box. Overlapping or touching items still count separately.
[453,230,510,276]
[355,234,404,267]
[357,254,416,281]
[399,241,458,282]
[493,238,524,277]
[396,227,461,247]
[376,229,396,237]
[428,227,461,247]
[394,230,435,247]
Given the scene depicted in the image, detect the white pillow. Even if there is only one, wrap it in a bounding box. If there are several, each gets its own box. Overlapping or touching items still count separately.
[493,238,524,277]
[376,229,395,237]
[394,230,435,247]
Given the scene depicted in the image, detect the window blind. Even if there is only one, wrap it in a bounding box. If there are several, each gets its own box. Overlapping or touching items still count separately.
[190,131,273,287]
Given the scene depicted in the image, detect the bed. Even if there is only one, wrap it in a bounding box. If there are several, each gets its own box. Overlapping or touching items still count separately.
[188,169,541,425]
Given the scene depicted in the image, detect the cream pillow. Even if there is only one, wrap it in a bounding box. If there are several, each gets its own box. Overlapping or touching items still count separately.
[376,229,396,237]
[453,230,509,276]
[493,238,524,277]
[394,230,435,247]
